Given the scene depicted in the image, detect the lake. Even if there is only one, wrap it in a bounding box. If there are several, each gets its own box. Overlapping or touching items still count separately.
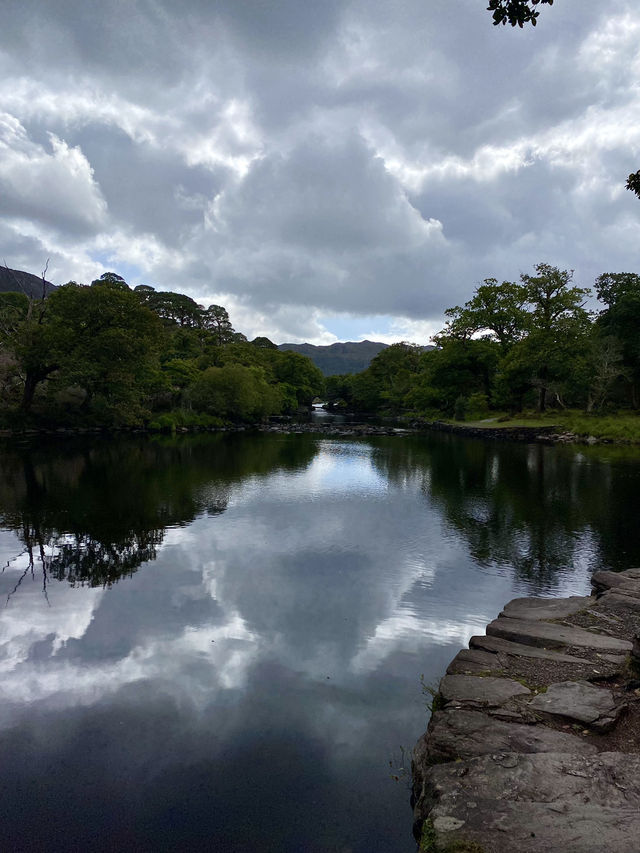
[1,431,640,852]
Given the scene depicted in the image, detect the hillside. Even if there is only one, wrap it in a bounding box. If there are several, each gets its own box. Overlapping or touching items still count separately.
[278,340,388,375]
[0,267,56,298]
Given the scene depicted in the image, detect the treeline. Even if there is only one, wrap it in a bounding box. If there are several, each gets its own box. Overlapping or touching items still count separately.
[0,272,323,428]
[326,264,640,419]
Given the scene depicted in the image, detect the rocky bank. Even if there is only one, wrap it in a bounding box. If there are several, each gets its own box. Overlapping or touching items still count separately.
[411,569,640,852]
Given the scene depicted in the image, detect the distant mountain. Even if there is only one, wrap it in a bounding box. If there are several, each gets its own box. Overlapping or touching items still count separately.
[278,340,389,375]
[0,266,56,298]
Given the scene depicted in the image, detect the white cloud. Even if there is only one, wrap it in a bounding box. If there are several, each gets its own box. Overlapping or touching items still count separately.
[1,0,639,341]
[0,114,108,234]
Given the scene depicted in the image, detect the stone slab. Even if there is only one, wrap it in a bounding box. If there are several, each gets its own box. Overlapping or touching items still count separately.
[439,674,530,707]
[416,752,640,853]
[420,708,597,765]
[446,647,501,675]
[470,633,590,663]
[592,568,640,593]
[486,615,633,653]
[529,680,624,730]
[501,595,595,621]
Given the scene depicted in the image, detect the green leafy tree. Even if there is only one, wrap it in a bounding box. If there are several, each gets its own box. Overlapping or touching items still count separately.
[202,304,236,344]
[595,272,640,407]
[0,288,59,412]
[250,336,278,349]
[271,350,324,407]
[439,278,528,352]
[91,271,130,290]
[517,264,591,411]
[188,364,282,421]
[45,283,163,424]
[325,374,355,409]
[411,338,500,415]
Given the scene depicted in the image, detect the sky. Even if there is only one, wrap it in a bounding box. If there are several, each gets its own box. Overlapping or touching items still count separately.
[1,0,639,345]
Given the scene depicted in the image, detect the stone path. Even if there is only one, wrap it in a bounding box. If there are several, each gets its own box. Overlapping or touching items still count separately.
[412,569,640,852]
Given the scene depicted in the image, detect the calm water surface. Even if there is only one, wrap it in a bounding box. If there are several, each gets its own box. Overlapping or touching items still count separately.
[2,432,640,852]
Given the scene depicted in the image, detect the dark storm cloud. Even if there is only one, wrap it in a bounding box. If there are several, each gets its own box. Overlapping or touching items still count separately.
[1,0,639,341]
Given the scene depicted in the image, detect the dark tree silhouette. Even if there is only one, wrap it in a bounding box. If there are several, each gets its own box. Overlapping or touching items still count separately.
[487,0,553,28]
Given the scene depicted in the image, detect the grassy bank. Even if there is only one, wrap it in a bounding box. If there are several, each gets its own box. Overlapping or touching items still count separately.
[447,411,640,443]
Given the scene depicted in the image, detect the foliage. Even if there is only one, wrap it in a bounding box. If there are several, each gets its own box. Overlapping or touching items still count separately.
[595,272,640,407]
[487,0,553,28]
[187,364,283,421]
[342,263,640,422]
[0,271,324,428]
[627,171,640,200]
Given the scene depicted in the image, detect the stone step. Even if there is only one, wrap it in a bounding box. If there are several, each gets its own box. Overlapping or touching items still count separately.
[419,708,597,765]
[421,752,640,853]
[486,616,633,654]
[446,647,501,675]
[470,633,589,663]
[501,595,595,621]
[529,680,624,731]
[439,674,530,708]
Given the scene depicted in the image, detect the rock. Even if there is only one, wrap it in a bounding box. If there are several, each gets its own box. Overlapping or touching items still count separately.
[593,568,640,595]
[592,570,628,592]
[486,615,633,653]
[529,680,624,731]
[420,709,597,765]
[470,634,590,664]
[501,595,595,621]
[446,647,501,675]
[417,752,640,853]
[439,674,530,708]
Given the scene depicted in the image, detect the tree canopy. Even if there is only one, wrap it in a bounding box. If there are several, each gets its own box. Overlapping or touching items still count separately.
[0,272,323,429]
[326,263,640,420]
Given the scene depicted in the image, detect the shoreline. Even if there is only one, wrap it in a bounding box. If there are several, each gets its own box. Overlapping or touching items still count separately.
[0,418,616,444]
[411,569,640,852]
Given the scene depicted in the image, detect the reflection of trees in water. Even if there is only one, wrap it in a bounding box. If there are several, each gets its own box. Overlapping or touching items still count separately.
[372,434,640,590]
[0,433,318,597]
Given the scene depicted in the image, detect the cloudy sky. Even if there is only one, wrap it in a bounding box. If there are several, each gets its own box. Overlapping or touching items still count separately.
[1,0,639,344]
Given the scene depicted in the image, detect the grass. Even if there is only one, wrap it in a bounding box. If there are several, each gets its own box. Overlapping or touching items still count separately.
[437,410,640,443]
[421,675,445,713]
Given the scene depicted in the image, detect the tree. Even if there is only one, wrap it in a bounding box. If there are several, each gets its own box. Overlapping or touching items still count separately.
[595,272,640,407]
[586,336,629,412]
[188,364,282,421]
[518,263,591,411]
[439,278,528,352]
[627,171,640,200]
[91,271,130,290]
[250,336,278,349]
[45,283,163,424]
[0,283,59,412]
[487,0,553,28]
[271,350,324,406]
[202,304,236,344]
